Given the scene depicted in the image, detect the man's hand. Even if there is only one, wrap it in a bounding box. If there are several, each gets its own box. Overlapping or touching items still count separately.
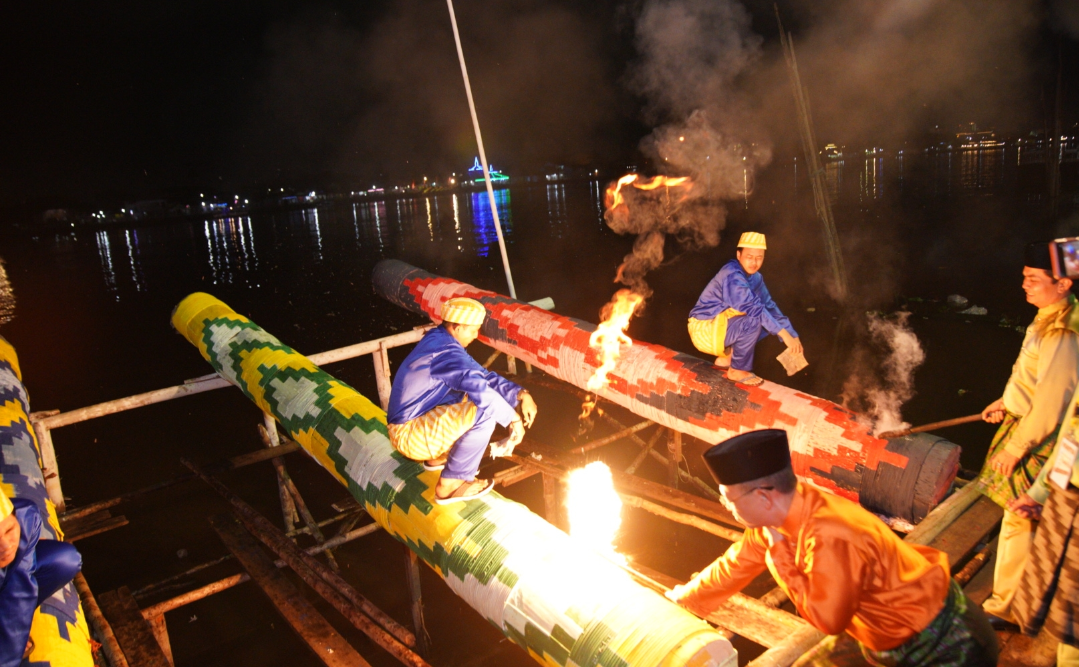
[989,450,1022,478]
[519,391,538,428]
[982,399,1006,424]
[779,329,804,356]
[507,419,526,447]
[1008,493,1043,520]
[664,583,689,605]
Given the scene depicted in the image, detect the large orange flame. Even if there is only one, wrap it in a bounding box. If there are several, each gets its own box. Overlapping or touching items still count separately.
[586,289,644,392]
[605,174,693,211]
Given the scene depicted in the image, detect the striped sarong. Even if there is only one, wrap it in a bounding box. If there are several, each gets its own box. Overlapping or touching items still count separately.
[977,412,1058,508]
[792,581,998,667]
[1014,484,1079,647]
[687,308,743,356]
[387,397,477,462]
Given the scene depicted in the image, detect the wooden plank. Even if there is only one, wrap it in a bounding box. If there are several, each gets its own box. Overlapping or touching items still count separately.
[629,562,813,649]
[97,587,172,667]
[905,481,983,545]
[926,495,1002,566]
[146,615,174,666]
[65,514,129,543]
[209,514,371,667]
[667,430,682,488]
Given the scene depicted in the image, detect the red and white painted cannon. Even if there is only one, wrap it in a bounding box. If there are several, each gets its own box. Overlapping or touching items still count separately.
[373,260,959,523]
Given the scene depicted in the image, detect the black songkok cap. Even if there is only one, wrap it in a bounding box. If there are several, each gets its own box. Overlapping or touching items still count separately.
[1024,243,1053,272]
[702,429,792,486]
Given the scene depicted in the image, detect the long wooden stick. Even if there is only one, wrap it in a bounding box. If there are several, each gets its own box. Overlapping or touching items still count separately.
[877,414,982,439]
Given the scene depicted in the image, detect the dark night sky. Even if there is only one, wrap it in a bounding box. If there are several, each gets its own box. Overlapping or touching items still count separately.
[2,0,1078,209]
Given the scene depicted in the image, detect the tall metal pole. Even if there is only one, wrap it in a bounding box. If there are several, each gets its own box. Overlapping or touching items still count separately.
[446,0,518,299]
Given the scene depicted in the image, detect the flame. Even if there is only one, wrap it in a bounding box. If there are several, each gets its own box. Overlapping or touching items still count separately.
[604,173,693,211]
[566,462,625,563]
[586,289,643,392]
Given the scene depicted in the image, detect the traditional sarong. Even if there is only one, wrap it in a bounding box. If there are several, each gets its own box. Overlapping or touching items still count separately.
[977,412,1058,507]
[793,581,997,667]
[687,308,743,356]
[1014,484,1079,646]
[386,397,477,462]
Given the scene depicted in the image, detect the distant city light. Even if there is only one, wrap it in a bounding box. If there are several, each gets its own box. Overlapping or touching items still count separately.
[679,136,685,142]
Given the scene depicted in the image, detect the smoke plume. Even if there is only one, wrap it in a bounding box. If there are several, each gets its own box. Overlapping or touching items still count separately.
[604,0,772,300]
[841,312,925,435]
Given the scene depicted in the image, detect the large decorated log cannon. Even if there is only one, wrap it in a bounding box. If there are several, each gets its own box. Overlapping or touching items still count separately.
[0,336,94,667]
[372,260,960,523]
[172,292,737,667]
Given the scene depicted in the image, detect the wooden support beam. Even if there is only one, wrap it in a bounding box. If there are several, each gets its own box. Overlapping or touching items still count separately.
[925,495,1003,567]
[182,459,417,650]
[905,481,983,546]
[569,421,653,455]
[625,427,663,475]
[372,341,393,411]
[60,440,302,523]
[210,515,372,667]
[667,429,682,488]
[261,417,300,532]
[74,572,129,667]
[405,549,430,658]
[542,473,565,531]
[97,587,172,667]
[146,615,174,666]
[619,494,742,542]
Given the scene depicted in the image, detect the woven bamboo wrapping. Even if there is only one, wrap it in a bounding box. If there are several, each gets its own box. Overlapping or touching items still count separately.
[0,336,94,667]
[172,293,736,667]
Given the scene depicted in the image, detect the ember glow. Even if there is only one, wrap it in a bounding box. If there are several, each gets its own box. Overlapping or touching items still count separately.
[566,462,625,563]
[586,289,643,391]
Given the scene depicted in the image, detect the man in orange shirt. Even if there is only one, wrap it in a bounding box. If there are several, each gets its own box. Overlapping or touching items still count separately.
[666,429,997,666]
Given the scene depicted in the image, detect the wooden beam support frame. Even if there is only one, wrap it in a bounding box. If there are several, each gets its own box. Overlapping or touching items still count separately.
[210,514,373,667]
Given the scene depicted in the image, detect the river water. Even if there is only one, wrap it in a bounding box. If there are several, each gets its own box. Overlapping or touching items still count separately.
[0,148,1074,665]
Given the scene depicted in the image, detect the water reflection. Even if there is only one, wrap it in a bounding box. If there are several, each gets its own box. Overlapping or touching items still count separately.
[0,258,15,326]
[546,184,568,237]
[860,156,883,202]
[959,147,1004,190]
[470,189,512,258]
[125,229,147,292]
[590,179,604,223]
[96,230,118,295]
[204,217,258,286]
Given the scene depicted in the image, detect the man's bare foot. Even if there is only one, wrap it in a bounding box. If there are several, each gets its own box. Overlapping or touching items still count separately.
[726,369,763,386]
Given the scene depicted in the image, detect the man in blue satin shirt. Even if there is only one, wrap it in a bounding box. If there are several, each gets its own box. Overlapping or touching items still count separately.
[387,297,537,505]
[687,232,802,387]
[0,489,82,666]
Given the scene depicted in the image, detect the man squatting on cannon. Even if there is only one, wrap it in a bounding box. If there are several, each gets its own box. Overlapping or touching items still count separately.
[666,429,999,666]
[386,297,538,505]
[0,488,82,667]
[688,232,803,387]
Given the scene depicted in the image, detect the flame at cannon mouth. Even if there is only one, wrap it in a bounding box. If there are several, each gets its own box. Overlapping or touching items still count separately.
[566,461,625,564]
[605,174,693,212]
[586,289,643,392]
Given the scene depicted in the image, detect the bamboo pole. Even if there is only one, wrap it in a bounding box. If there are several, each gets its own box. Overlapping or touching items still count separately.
[625,427,663,475]
[37,327,435,431]
[744,625,826,667]
[33,422,65,511]
[904,481,982,546]
[261,418,300,532]
[620,494,742,542]
[954,540,995,586]
[404,549,430,657]
[74,572,130,667]
[181,458,416,648]
[668,430,682,488]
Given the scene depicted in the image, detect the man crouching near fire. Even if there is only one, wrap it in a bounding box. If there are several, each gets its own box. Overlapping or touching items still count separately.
[666,429,998,666]
[387,297,537,505]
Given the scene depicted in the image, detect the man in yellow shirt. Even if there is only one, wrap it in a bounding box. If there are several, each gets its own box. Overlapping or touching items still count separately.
[666,429,997,666]
[977,242,1079,626]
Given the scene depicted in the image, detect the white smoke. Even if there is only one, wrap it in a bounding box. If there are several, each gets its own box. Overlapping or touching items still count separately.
[841,312,925,435]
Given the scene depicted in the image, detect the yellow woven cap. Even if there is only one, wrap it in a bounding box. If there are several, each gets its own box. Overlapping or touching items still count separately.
[0,489,12,522]
[441,297,486,326]
[737,231,767,249]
